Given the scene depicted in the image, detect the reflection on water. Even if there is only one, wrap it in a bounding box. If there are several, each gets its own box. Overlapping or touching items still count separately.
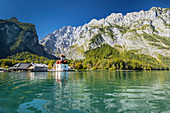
[0,71,170,113]
[54,72,68,88]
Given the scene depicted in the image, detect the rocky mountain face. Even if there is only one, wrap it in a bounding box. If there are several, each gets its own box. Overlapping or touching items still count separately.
[40,7,170,59]
[0,17,56,59]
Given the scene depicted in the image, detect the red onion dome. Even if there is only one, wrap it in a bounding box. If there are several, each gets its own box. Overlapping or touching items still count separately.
[64,60,67,63]
[60,55,65,58]
[56,60,68,64]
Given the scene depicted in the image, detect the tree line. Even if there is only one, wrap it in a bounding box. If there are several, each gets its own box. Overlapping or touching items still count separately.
[0,52,56,69]
[0,45,169,70]
[68,44,169,70]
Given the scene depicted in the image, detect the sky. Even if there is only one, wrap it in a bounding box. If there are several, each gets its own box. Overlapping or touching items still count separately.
[0,0,170,39]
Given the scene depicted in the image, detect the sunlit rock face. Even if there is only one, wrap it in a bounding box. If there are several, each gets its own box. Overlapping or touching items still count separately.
[40,7,170,59]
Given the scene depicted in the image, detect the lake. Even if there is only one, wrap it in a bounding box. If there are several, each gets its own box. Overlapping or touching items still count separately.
[0,71,170,113]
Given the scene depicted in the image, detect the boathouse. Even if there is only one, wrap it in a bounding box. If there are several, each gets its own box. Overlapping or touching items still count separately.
[0,67,7,72]
[9,63,30,71]
[56,55,68,71]
[27,63,48,72]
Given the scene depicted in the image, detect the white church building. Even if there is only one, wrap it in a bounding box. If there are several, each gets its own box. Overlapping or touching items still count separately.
[56,55,68,71]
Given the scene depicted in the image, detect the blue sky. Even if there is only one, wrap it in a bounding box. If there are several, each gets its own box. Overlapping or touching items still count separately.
[0,0,170,39]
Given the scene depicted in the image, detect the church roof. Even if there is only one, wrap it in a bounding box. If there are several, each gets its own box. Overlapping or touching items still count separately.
[56,60,67,64]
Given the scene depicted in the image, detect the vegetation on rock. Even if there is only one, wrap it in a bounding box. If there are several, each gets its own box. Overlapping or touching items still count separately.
[70,44,169,70]
[0,17,56,59]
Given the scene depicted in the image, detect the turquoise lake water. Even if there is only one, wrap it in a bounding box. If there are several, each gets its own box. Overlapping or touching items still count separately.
[0,71,170,113]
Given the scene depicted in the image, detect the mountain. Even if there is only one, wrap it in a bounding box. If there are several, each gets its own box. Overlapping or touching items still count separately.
[40,7,170,60]
[0,17,56,59]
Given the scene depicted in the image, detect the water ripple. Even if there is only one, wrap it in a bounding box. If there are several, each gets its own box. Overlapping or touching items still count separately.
[0,71,170,113]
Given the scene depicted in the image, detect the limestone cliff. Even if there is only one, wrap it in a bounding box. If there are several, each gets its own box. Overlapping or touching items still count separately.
[0,17,56,59]
[40,7,170,59]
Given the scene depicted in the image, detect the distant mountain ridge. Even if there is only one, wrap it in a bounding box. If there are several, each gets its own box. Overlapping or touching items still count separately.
[0,17,56,59]
[40,7,170,59]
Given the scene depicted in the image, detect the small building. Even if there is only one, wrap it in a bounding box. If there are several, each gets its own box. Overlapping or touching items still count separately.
[9,63,30,71]
[0,67,7,72]
[27,63,48,72]
[56,55,68,71]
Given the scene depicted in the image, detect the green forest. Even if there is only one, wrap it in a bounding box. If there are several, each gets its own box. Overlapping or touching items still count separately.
[69,44,170,70]
[0,52,56,69]
[0,44,169,70]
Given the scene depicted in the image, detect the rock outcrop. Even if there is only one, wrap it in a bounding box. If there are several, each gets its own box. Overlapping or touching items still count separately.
[40,7,170,59]
[0,17,56,59]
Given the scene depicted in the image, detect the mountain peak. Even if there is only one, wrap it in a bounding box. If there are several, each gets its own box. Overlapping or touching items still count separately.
[40,7,170,59]
[9,17,19,22]
[0,17,56,59]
